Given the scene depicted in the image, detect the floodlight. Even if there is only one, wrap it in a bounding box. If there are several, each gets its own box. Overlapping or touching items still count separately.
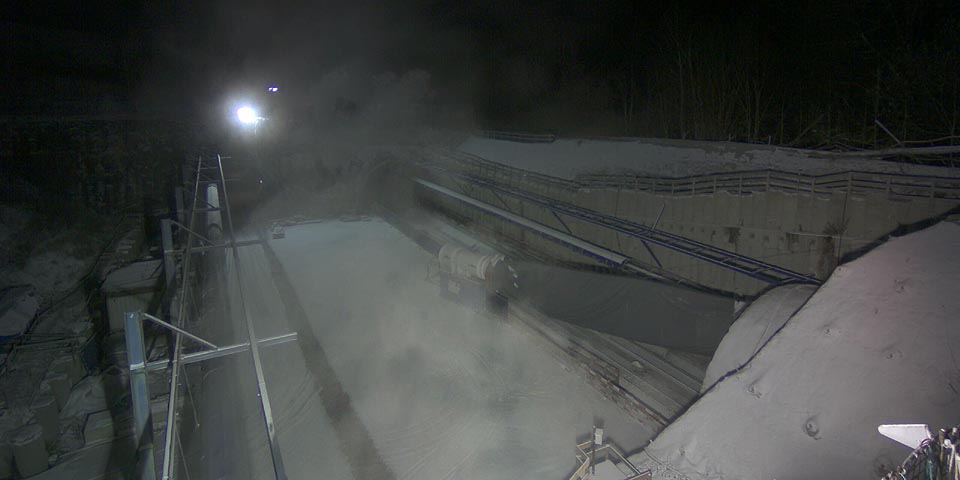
[237,106,258,124]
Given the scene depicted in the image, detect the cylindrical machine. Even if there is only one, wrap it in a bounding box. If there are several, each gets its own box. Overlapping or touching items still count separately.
[437,244,504,282]
[205,183,223,244]
[436,243,517,316]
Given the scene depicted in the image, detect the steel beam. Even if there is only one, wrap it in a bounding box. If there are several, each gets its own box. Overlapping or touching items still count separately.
[160,219,176,290]
[143,333,299,372]
[160,219,177,317]
[170,220,213,246]
[161,154,205,480]
[415,178,632,267]
[141,312,218,350]
[125,311,158,480]
[181,239,262,254]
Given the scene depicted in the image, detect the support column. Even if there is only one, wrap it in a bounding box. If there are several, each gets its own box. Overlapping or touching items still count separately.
[124,311,157,480]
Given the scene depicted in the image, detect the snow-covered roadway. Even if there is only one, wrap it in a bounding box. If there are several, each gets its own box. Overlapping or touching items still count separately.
[217,218,654,479]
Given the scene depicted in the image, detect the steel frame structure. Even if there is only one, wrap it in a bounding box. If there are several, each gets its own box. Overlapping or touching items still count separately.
[422,167,820,285]
[126,153,296,480]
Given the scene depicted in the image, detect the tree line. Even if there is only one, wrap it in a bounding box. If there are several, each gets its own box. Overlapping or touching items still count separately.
[475,0,960,150]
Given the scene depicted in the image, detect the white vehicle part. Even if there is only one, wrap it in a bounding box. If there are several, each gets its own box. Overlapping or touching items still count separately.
[438,244,504,281]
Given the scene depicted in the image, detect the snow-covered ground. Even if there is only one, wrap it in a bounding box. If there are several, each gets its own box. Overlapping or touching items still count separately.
[0,204,112,307]
[629,218,960,479]
[700,284,816,393]
[0,201,130,478]
[222,219,655,479]
[458,136,960,179]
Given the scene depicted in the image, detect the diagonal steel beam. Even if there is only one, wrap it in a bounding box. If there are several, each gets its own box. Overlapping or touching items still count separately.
[445,171,819,285]
[140,312,218,350]
[143,332,299,372]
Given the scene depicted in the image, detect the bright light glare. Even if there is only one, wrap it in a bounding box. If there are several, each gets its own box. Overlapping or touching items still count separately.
[267,86,279,92]
[237,106,258,124]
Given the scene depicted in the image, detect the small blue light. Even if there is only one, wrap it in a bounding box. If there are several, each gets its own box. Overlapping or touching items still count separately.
[267,86,279,92]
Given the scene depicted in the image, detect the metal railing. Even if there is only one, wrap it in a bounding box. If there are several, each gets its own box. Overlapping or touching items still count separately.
[426,148,579,191]
[478,129,557,143]
[579,169,960,200]
[427,148,960,201]
[570,434,650,480]
[882,426,959,480]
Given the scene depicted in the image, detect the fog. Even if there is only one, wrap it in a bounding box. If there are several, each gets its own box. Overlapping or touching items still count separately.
[5,2,960,478]
[183,4,648,473]
[210,219,652,479]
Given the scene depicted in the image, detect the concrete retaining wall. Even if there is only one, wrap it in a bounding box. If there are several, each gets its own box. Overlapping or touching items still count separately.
[424,165,959,296]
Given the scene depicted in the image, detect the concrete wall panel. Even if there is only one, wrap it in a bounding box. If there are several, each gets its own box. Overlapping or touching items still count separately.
[431,166,958,296]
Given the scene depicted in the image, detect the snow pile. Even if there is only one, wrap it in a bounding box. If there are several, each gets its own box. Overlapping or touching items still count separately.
[629,219,960,479]
[18,253,87,300]
[0,204,111,308]
[700,284,816,392]
[458,136,960,179]
[56,375,109,452]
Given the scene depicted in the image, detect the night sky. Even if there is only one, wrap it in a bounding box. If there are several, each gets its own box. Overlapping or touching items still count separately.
[4,1,960,143]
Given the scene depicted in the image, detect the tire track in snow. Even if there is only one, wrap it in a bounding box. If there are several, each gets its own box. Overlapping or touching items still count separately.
[260,238,396,480]
[384,352,488,479]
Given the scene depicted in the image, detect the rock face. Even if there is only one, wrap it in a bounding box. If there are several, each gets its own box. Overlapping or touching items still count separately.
[631,220,960,480]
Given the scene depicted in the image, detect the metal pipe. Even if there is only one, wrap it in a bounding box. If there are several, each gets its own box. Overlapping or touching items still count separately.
[161,155,204,479]
[180,239,262,254]
[415,178,630,266]
[170,219,213,246]
[125,311,157,480]
[141,312,218,350]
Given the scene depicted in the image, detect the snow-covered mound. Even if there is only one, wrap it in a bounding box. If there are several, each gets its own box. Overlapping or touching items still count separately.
[701,284,817,393]
[629,218,960,479]
[1,201,116,311]
[458,136,960,179]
